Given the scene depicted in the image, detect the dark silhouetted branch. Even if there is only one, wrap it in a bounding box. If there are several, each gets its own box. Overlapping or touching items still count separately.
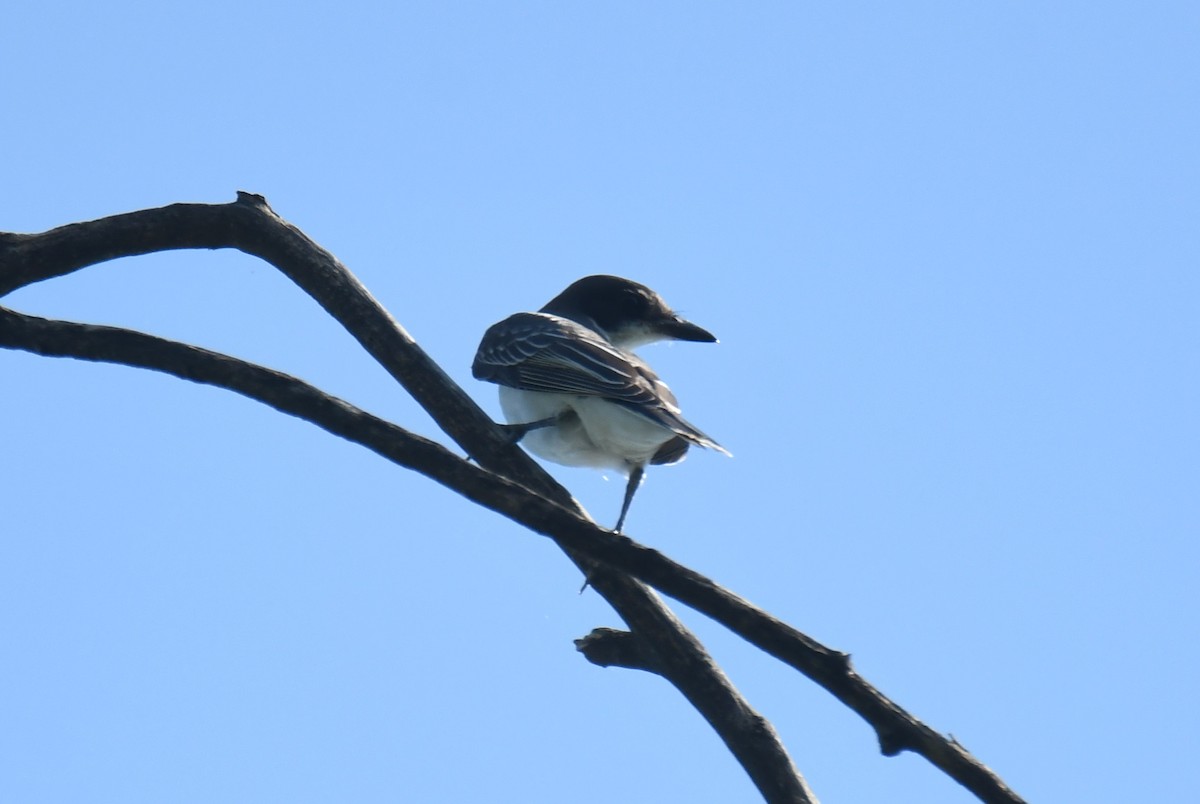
[0,195,1028,804]
[0,196,815,804]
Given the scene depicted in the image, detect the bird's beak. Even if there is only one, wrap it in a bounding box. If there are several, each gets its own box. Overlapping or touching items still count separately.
[662,315,718,343]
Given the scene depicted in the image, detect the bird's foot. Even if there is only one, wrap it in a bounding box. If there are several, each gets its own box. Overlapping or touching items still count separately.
[498,417,557,444]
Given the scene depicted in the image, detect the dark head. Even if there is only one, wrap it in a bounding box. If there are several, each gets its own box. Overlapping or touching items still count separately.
[539,275,716,348]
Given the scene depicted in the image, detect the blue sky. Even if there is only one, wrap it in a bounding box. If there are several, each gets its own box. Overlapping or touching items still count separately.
[2,3,1197,802]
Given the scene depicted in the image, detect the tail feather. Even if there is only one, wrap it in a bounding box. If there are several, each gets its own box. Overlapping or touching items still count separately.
[648,406,730,457]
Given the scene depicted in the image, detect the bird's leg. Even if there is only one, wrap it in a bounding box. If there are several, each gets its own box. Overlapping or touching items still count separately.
[580,464,645,593]
[500,409,582,444]
[498,417,558,444]
[614,464,646,534]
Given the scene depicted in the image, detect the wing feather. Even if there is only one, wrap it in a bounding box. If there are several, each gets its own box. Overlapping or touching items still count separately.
[473,312,728,454]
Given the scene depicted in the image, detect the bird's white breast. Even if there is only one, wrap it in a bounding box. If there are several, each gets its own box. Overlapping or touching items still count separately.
[498,386,679,474]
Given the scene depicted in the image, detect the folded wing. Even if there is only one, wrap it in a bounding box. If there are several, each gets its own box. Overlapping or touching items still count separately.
[473,312,728,454]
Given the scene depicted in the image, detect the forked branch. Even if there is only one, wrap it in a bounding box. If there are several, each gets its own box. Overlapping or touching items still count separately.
[0,194,1024,804]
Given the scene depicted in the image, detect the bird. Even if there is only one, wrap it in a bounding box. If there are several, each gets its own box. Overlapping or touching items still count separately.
[472,274,729,532]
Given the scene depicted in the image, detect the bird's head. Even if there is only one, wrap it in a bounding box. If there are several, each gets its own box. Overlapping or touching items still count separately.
[540,275,716,348]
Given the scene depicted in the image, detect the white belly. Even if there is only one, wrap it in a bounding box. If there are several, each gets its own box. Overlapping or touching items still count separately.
[498,387,677,473]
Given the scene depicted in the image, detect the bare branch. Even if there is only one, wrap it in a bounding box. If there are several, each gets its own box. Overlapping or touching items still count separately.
[0,196,816,804]
[575,628,659,672]
[0,195,1029,804]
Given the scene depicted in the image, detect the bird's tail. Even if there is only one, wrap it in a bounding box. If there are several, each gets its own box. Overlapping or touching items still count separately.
[666,412,731,457]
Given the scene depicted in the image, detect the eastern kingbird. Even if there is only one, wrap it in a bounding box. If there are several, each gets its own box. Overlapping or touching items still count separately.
[472,275,729,532]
